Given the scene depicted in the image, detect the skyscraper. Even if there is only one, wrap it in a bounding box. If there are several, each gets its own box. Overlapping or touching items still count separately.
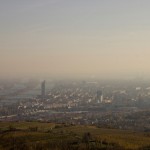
[96,90,103,103]
[41,80,45,98]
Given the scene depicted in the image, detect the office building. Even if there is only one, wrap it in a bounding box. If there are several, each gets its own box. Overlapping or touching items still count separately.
[41,80,45,98]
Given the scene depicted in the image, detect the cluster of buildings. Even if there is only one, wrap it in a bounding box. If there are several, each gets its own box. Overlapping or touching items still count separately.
[0,79,150,131]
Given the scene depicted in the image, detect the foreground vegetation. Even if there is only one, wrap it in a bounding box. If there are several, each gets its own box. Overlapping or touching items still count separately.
[0,122,150,150]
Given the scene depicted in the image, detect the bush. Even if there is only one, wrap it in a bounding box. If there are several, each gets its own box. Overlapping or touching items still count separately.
[28,126,38,132]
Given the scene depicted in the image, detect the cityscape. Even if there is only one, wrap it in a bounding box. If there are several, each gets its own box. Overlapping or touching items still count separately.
[0,79,150,131]
[1,0,150,149]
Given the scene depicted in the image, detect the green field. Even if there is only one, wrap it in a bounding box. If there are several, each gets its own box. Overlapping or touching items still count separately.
[0,122,150,150]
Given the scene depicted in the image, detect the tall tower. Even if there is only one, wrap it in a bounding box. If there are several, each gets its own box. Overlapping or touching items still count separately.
[41,80,45,98]
[96,90,103,103]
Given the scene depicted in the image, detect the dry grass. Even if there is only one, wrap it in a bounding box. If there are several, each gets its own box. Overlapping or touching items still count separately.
[0,122,150,149]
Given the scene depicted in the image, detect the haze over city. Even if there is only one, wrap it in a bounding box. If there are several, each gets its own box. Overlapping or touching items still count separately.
[1,1,150,149]
[1,0,150,79]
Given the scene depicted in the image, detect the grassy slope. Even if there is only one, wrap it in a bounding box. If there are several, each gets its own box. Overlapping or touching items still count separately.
[0,122,150,150]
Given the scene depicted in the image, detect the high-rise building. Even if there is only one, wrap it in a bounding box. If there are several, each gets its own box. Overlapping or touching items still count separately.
[41,80,45,98]
[96,90,103,103]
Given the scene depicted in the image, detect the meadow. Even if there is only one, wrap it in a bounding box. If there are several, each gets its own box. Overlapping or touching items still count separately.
[0,121,150,150]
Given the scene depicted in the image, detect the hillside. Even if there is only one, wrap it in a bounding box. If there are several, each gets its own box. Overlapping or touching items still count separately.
[0,122,150,150]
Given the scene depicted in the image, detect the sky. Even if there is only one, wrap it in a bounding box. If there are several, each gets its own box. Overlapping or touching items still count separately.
[1,0,150,79]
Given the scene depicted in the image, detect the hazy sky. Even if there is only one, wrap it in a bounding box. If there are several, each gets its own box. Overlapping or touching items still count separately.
[1,0,150,79]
